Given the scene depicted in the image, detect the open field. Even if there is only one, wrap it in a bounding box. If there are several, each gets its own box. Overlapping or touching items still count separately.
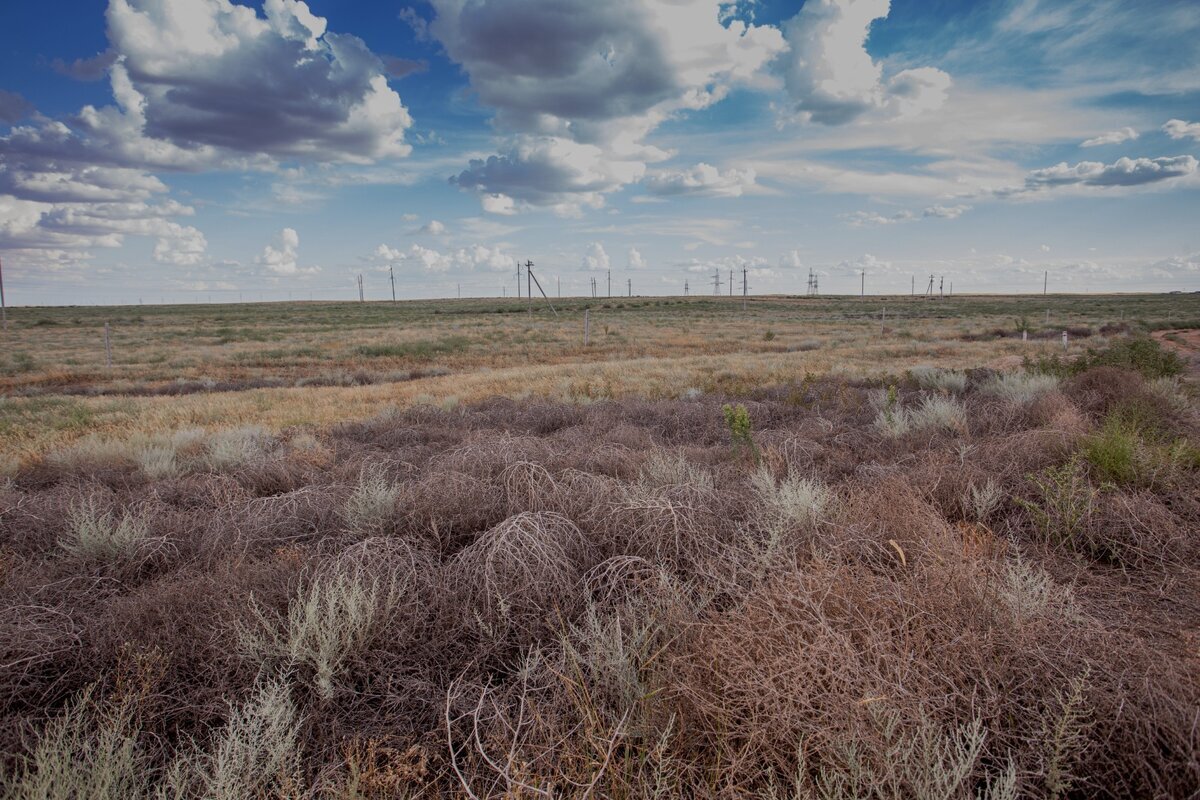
[2,293,1196,461]
[1,295,1199,797]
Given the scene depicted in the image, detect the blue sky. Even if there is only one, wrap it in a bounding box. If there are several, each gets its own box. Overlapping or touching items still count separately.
[1,0,1198,304]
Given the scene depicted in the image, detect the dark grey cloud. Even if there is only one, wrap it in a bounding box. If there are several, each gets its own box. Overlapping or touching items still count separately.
[451,138,642,211]
[431,0,784,210]
[50,50,119,81]
[1023,155,1197,189]
[2,0,421,272]
[434,0,677,133]
[382,56,428,79]
[106,0,413,161]
[0,90,32,124]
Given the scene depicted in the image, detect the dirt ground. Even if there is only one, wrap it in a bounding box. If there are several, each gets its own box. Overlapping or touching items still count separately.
[1153,329,1200,378]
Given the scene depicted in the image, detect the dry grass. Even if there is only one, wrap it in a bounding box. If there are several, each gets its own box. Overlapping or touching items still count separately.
[5,293,1187,460]
[0,354,1196,797]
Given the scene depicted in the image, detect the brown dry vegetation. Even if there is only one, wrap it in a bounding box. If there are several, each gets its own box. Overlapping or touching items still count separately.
[1,341,1198,797]
[2,293,1196,460]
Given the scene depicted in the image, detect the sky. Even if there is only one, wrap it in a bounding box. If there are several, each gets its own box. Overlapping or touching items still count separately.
[1,0,1199,305]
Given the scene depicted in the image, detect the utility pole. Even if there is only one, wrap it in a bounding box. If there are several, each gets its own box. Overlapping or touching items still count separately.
[526,259,532,314]
[713,268,721,296]
[516,260,522,299]
[0,255,7,331]
[684,280,689,297]
[627,277,632,297]
[1043,270,1047,295]
[860,270,865,298]
[939,276,944,299]
[729,269,733,297]
[358,274,364,303]
[525,260,558,317]
[607,269,611,298]
[390,267,396,303]
[742,266,747,312]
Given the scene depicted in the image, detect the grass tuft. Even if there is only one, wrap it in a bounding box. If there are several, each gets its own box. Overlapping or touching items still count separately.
[60,498,153,565]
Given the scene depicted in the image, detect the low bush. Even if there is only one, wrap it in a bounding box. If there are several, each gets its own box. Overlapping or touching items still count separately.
[2,378,1197,797]
[1082,415,1140,484]
[910,365,968,394]
[340,469,400,533]
[60,498,154,565]
[983,371,1061,404]
[239,567,404,700]
[1015,458,1097,550]
[1025,336,1184,380]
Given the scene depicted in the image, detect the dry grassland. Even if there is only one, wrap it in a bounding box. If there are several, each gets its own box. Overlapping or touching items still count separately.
[0,294,1197,798]
[1,293,1192,460]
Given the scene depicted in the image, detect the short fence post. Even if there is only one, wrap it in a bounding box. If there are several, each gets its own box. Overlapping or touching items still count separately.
[104,322,113,368]
[1061,330,1068,349]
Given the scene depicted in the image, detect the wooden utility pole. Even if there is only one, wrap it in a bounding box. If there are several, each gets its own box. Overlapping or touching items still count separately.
[390,267,396,303]
[860,270,865,298]
[0,255,7,331]
[627,278,631,297]
[525,260,558,317]
[1043,271,1047,295]
[526,260,532,314]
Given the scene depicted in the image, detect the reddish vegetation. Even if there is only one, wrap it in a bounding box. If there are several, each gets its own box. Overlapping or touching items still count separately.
[0,367,1197,797]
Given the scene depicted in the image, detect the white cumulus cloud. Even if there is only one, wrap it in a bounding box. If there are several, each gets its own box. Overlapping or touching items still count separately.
[581,242,611,271]
[627,246,646,269]
[257,227,315,275]
[644,163,757,197]
[1020,155,1197,190]
[1081,127,1138,147]
[434,0,785,210]
[1162,119,1200,142]
[780,0,951,125]
[374,242,514,273]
